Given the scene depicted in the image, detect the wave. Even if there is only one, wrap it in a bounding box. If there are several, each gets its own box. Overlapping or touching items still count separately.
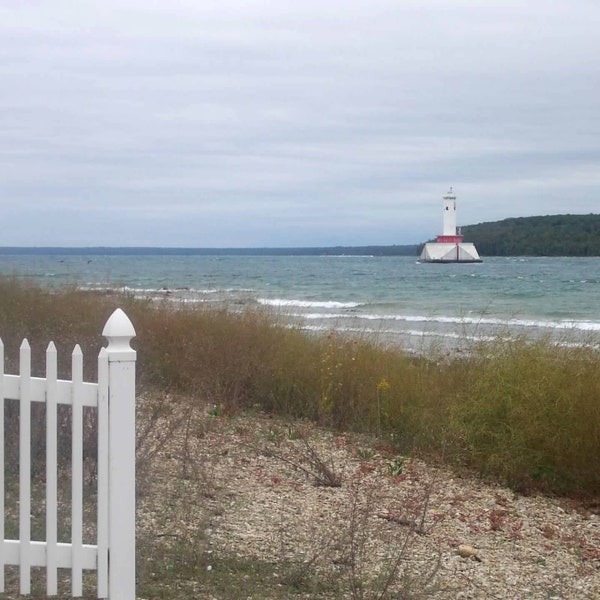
[296,323,600,352]
[79,284,255,296]
[76,284,600,333]
[297,323,498,342]
[398,314,600,331]
[290,311,600,332]
[258,298,362,309]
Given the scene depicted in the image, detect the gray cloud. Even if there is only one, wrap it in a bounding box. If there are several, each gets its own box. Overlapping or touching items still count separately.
[1,0,599,246]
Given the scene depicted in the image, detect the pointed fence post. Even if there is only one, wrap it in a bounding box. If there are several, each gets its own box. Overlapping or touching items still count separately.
[103,309,136,600]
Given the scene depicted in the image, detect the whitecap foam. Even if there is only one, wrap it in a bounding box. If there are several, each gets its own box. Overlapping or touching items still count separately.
[76,284,600,335]
[79,284,242,296]
[258,298,361,309]
[295,312,349,320]
[287,311,600,333]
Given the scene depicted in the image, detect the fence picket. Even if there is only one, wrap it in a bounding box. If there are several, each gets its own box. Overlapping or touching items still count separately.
[46,342,58,595]
[71,345,84,596]
[104,309,137,600]
[19,339,31,595]
[0,337,4,592]
[97,348,109,599]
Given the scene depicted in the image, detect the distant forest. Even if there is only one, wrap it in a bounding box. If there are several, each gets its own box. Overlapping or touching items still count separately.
[0,245,419,256]
[460,214,600,256]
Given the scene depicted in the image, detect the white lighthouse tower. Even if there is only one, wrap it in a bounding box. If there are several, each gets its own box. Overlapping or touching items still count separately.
[442,188,457,237]
[418,188,482,263]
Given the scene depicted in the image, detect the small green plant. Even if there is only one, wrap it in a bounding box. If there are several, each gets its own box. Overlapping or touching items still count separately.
[208,404,225,418]
[356,447,377,461]
[261,425,284,443]
[286,424,303,440]
[234,423,248,435]
[386,455,406,477]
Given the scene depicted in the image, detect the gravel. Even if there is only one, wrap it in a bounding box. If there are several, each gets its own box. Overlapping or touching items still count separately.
[137,406,600,599]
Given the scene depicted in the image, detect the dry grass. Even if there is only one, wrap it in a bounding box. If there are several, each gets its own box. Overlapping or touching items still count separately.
[1,277,599,499]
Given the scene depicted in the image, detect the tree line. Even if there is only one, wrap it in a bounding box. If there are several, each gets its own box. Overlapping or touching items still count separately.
[460,214,600,256]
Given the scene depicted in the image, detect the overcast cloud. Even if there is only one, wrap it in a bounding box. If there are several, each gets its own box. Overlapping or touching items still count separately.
[1,1,599,246]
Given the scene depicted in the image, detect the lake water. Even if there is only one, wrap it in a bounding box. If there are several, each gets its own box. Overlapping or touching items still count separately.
[2,253,600,352]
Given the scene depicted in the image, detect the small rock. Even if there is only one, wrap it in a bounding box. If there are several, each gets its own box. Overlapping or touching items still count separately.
[458,544,482,562]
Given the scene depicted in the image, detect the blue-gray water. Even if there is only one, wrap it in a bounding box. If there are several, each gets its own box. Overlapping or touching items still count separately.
[2,254,600,351]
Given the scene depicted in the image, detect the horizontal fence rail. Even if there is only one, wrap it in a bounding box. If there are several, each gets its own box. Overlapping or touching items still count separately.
[0,309,136,599]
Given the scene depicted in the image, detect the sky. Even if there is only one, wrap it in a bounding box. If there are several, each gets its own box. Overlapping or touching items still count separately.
[1,1,599,247]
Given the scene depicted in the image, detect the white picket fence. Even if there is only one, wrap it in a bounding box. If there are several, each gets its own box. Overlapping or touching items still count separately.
[0,308,136,599]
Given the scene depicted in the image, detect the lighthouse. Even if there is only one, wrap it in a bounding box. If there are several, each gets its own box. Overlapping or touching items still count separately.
[418,188,482,263]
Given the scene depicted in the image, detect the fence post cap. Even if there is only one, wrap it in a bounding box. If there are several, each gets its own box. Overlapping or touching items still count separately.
[103,309,136,359]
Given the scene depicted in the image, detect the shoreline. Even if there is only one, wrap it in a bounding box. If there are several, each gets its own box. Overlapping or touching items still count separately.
[100,284,600,355]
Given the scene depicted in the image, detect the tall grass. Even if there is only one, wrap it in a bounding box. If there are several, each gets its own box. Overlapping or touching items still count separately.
[0,277,599,498]
[451,337,600,495]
